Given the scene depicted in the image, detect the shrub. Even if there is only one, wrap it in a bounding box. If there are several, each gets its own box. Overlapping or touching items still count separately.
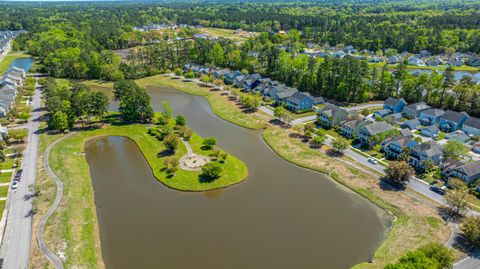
[163,133,179,153]
[175,115,186,126]
[203,137,217,149]
[201,162,222,180]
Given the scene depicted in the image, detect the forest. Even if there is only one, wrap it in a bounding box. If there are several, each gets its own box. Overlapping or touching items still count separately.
[1,0,480,115]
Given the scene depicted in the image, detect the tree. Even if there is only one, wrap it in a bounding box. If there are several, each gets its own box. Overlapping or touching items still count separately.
[444,140,469,160]
[274,106,288,124]
[311,135,325,148]
[203,137,217,149]
[50,111,69,132]
[184,71,195,79]
[17,111,30,122]
[175,115,186,126]
[201,161,222,180]
[8,128,29,143]
[332,137,349,152]
[113,80,153,123]
[163,133,179,153]
[445,178,470,215]
[399,147,412,162]
[462,216,480,247]
[384,161,414,187]
[385,243,454,269]
[174,68,183,76]
[163,157,179,175]
[417,243,455,269]
[88,91,109,123]
[219,151,228,163]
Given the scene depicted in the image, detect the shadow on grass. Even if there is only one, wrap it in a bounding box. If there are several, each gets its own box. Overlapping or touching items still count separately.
[157,149,174,158]
[378,178,406,191]
[326,149,344,157]
[199,174,218,183]
[437,206,464,223]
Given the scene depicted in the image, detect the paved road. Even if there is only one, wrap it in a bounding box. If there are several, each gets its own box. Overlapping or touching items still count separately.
[0,78,41,268]
[37,133,72,269]
[455,251,480,269]
[0,42,11,63]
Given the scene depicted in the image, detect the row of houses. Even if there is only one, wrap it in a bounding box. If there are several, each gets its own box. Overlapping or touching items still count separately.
[1,30,25,54]
[0,67,26,117]
[316,98,480,184]
[183,64,325,112]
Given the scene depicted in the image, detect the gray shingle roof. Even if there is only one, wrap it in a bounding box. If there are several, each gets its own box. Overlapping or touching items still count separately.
[464,117,480,129]
[288,92,311,103]
[384,97,406,107]
[405,102,430,112]
[413,141,443,157]
[456,161,480,177]
[363,122,395,135]
[423,108,445,117]
[441,110,468,123]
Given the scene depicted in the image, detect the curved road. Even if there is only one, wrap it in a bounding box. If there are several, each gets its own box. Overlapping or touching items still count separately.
[36,133,75,269]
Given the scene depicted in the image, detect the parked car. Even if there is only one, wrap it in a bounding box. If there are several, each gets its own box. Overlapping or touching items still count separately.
[429,185,446,195]
[11,181,19,190]
[367,158,378,164]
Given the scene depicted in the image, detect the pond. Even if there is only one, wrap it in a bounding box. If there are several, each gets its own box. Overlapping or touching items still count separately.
[8,57,33,73]
[85,86,389,269]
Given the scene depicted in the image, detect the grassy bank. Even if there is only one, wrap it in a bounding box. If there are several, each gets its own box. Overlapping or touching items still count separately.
[0,53,30,74]
[262,126,450,268]
[30,123,247,268]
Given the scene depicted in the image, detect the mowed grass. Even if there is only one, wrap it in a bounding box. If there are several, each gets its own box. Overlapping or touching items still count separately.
[0,53,30,74]
[200,27,251,41]
[0,172,12,183]
[136,75,268,129]
[0,186,9,197]
[262,126,451,268]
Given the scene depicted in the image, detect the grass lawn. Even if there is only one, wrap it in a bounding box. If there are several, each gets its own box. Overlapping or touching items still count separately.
[0,200,5,220]
[0,172,12,183]
[1,158,15,170]
[200,27,252,41]
[0,53,30,74]
[0,186,8,197]
[136,75,268,129]
[31,122,247,268]
[262,125,450,268]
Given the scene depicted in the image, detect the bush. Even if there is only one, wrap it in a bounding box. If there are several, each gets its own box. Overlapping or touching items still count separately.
[184,71,195,79]
[163,133,179,153]
[175,115,186,126]
[201,162,222,180]
[174,67,183,76]
[163,156,179,174]
[203,137,217,149]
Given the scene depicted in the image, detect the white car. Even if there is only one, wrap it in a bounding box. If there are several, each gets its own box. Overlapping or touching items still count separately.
[11,181,19,190]
[367,158,378,164]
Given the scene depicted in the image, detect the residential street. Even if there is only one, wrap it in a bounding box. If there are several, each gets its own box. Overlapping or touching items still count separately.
[0,78,41,269]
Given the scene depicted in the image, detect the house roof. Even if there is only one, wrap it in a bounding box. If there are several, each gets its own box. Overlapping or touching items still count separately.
[383,136,415,148]
[441,158,464,171]
[362,122,395,135]
[441,110,468,123]
[244,74,261,85]
[288,92,312,103]
[413,141,443,157]
[404,119,420,126]
[422,125,439,132]
[400,128,412,137]
[405,102,430,112]
[464,117,480,129]
[455,161,480,177]
[374,109,391,116]
[384,97,407,107]
[342,119,364,129]
[422,108,445,117]
[320,103,348,117]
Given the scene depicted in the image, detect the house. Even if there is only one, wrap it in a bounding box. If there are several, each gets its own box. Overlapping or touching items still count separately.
[467,57,480,67]
[0,77,17,88]
[213,69,224,78]
[385,113,403,125]
[223,70,242,84]
[399,128,413,138]
[419,108,445,126]
[340,118,369,139]
[438,110,469,132]
[312,96,324,105]
[420,50,431,58]
[426,59,439,67]
[0,124,7,140]
[318,103,350,128]
[402,119,420,130]
[381,136,418,159]
[440,158,464,177]
[286,92,314,112]
[373,109,392,119]
[408,56,426,66]
[358,122,395,145]
[410,141,444,169]
[383,97,407,113]
[472,142,480,154]
[447,60,463,67]
[449,160,480,184]
[403,102,431,119]
[242,74,262,92]
[420,125,439,138]
[462,117,480,136]
[233,75,245,88]
[267,84,298,103]
[344,45,356,54]
[333,50,346,58]
[445,130,470,143]
[388,56,402,64]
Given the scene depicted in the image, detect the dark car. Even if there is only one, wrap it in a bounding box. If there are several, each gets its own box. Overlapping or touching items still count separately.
[429,186,446,195]
[14,169,23,181]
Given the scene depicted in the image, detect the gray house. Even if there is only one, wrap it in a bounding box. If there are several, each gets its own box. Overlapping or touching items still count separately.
[403,102,431,119]
[358,122,395,145]
[381,136,419,160]
[409,141,444,169]
[318,103,350,128]
[449,160,480,184]
[340,118,369,139]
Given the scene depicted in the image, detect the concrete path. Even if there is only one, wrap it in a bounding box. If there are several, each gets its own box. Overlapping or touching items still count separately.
[0,77,41,269]
[36,133,75,269]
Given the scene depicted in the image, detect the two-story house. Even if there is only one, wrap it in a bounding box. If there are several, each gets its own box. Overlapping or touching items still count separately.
[383,97,408,113]
[286,92,314,112]
[381,136,419,160]
[242,74,262,92]
[402,119,420,130]
[340,118,369,139]
[449,160,480,184]
[438,110,469,132]
[267,84,298,103]
[462,117,480,136]
[223,70,242,85]
[358,122,395,145]
[419,108,445,126]
[403,102,431,119]
[318,103,350,128]
[409,141,444,169]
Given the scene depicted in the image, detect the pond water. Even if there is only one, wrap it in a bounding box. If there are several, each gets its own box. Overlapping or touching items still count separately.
[8,57,33,72]
[85,85,389,269]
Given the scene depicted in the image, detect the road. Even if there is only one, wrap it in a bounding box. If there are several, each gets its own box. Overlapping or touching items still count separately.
[0,78,41,269]
[345,102,382,111]
[454,252,480,269]
[0,42,12,63]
